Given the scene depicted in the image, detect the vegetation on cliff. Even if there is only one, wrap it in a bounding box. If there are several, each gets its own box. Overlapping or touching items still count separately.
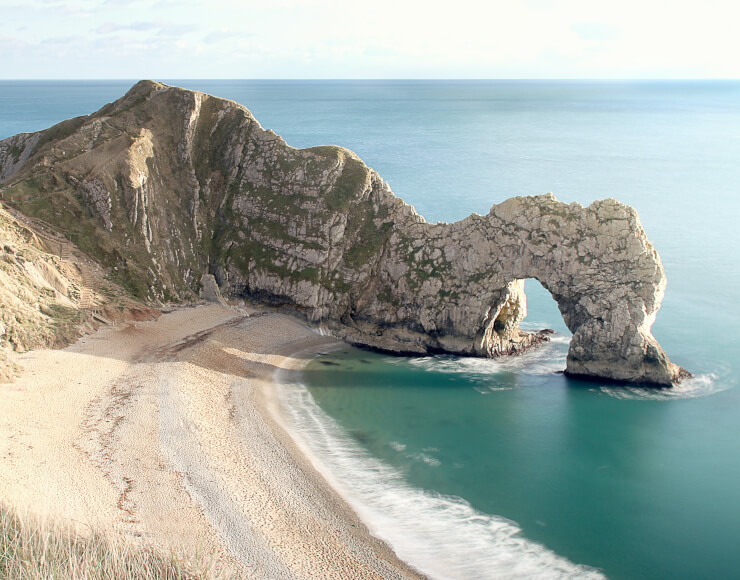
[0,81,687,385]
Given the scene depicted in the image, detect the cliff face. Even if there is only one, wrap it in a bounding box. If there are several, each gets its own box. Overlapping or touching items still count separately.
[0,204,83,382]
[0,201,159,381]
[0,80,687,385]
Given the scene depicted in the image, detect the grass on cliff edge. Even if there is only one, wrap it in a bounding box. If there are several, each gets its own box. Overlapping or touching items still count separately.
[0,503,223,580]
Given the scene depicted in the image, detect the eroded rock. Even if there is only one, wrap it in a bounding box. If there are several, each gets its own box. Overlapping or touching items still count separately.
[0,81,688,385]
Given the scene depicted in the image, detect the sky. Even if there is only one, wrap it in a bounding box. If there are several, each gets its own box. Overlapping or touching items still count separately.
[1,0,739,79]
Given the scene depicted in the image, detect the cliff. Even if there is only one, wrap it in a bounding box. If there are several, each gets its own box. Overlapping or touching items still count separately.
[0,201,159,381]
[0,80,688,386]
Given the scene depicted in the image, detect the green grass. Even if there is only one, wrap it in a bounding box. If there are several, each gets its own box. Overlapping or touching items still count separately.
[34,116,89,152]
[226,238,324,286]
[39,304,86,348]
[7,145,23,165]
[106,263,150,301]
[344,219,393,268]
[376,291,400,307]
[323,157,368,212]
[0,502,224,579]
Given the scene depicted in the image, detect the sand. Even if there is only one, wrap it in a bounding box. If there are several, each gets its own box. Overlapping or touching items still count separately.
[0,303,423,579]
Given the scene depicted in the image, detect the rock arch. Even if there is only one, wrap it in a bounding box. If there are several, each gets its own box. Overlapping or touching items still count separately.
[345,193,687,387]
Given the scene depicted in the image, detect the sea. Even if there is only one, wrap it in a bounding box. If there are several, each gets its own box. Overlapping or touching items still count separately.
[1,79,739,579]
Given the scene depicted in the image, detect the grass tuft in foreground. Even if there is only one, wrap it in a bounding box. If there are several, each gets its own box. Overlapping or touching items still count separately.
[0,503,222,579]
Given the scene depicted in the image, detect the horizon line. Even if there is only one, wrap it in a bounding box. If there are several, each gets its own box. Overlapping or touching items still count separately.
[1,77,740,82]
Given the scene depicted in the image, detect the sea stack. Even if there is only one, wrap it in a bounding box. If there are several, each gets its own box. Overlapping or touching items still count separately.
[0,80,688,386]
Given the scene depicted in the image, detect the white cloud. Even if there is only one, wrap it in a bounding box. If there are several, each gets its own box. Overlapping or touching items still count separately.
[96,21,158,34]
[1,0,739,78]
[0,34,29,52]
[95,20,196,36]
[202,27,252,45]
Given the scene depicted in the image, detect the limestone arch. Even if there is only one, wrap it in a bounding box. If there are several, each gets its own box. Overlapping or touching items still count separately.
[412,194,687,386]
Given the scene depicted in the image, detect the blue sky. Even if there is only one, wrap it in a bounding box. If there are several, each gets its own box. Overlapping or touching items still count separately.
[1,0,739,79]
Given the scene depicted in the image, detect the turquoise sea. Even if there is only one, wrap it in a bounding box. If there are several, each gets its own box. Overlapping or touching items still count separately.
[2,80,739,579]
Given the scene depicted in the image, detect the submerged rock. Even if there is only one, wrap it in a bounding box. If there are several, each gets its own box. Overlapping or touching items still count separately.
[0,80,688,386]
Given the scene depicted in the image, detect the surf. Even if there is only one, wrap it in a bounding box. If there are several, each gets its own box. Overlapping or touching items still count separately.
[276,370,604,580]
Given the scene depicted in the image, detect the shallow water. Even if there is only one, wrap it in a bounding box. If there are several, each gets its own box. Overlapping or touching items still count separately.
[299,339,737,579]
[3,80,739,579]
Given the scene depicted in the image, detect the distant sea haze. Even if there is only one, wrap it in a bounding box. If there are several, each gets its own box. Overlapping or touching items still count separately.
[3,79,740,579]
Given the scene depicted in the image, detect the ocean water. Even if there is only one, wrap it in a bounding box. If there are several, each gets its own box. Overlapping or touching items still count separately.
[2,80,740,579]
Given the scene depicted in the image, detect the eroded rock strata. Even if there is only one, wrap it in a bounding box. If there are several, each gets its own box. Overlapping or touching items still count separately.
[0,80,687,385]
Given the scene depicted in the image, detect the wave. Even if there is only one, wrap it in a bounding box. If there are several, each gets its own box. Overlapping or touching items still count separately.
[599,372,728,400]
[519,320,564,331]
[276,376,605,580]
[400,342,729,402]
[405,337,570,379]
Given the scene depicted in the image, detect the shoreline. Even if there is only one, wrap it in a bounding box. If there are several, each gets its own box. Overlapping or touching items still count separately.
[0,303,422,579]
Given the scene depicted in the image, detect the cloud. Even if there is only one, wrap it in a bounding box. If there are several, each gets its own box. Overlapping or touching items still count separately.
[0,1,92,20]
[0,34,29,52]
[91,32,163,55]
[152,0,204,6]
[202,27,252,44]
[39,34,85,46]
[101,0,205,5]
[3,0,740,79]
[95,19,196,36]
[96,21,158,34]
[33,1,94,16]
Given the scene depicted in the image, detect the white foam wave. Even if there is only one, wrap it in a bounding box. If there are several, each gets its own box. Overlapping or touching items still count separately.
[277,379,605,580]
[413,453,441,467]
[519,321,557,330]
[599,373,727,400]
[407,338,570,379]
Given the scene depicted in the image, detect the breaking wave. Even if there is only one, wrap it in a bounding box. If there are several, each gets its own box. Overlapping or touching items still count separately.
[276,372,605,580]
[405,335,570,379]
[599,372,728,400]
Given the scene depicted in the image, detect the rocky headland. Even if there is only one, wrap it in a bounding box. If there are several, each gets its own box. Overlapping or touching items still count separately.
[0,80,687,386]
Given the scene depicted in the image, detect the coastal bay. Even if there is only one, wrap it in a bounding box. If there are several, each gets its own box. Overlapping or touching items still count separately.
[4,0,740,575]
[1,79,739,579]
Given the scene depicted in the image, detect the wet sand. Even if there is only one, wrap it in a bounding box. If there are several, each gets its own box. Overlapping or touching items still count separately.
[0,303,422,578]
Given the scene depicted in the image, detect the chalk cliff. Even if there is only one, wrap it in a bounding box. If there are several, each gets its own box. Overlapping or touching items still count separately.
[0,80,688,385]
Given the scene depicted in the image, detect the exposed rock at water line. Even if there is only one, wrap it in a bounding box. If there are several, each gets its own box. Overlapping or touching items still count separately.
[0,80,689,386]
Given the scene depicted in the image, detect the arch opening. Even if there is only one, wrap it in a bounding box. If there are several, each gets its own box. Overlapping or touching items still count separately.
[519,278,570,337]
[478,278,571,359]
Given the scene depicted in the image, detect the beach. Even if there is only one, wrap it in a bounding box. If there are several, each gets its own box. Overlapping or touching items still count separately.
[0,303,422,579]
